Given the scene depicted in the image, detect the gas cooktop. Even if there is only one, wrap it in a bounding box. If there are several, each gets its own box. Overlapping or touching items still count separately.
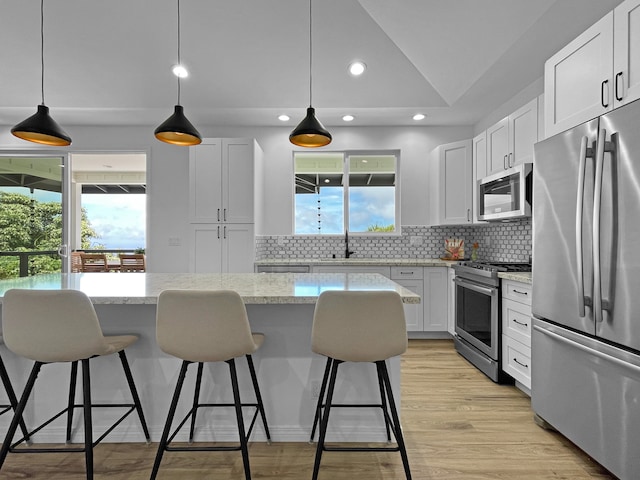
[453,261,531,280]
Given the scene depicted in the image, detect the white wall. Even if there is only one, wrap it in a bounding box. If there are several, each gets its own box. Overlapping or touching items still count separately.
[1,123,472,272]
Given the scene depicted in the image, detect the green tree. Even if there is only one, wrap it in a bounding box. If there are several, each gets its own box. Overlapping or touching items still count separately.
[0,191,100,278]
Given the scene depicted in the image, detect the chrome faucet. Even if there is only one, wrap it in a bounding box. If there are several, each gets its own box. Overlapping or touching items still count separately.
[345,231,355,258]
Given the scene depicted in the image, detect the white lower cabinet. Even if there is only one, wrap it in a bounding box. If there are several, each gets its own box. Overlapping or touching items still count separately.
[391,267,424,332]
[447,267,456,335]
[501,279,532,393]
[310,264,448,334]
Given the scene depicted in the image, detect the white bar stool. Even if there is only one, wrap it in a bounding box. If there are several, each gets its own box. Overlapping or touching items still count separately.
[150,289,271,480]
[0,289,151,480]
[310,290,412,480]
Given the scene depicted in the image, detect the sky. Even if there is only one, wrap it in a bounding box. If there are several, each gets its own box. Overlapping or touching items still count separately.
[295,186,395,234]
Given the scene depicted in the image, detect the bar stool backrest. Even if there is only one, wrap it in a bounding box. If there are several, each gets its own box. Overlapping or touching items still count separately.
[2,289,111,362]
[311,290,408,362]
[156,290,257,363]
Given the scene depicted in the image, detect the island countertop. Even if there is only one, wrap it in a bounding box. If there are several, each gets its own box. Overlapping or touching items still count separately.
[0,272,421,305]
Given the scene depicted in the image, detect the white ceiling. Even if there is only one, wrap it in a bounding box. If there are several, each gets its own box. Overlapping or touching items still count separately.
[0,0,623,129]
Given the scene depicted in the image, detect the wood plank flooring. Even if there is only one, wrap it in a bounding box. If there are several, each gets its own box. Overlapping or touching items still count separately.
[0,339,615,479]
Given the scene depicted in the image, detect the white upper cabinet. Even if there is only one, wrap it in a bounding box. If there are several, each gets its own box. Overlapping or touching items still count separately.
[613,0,640,108]
[486,98,538,175]
[472,131,487,224]
[544,0,640,138]
[430,139,472,225]
[189,138,255,224]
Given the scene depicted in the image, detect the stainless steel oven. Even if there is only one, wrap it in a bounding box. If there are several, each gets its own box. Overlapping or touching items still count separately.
[453,261,531,383]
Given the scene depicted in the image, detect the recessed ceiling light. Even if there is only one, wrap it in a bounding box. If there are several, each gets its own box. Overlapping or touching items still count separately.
[348,61,366,76]
[413,113,426,121]
[278,114,290,121]
[342,115,354,122]
[172,64,189,78]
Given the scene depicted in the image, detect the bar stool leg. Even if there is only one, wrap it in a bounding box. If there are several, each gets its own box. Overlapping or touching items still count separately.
[66,361,79,443]
[118,351,151,442]
[81,358,94,480]
[310,357,332,443]
[150,361,190,480]
[189,362,204,443]
[245,354,271,443]
[0,354,30,443]
[312,358,341,480]
[376,365,392,442]
[0,362,42,471]
[377,361,411,480]
[228,358,251,480]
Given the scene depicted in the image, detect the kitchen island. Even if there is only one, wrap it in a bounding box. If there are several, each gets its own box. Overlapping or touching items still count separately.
[0,272,419,444]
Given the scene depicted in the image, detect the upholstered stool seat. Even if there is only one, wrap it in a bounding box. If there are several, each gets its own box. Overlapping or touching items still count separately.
[150,289,271,480]
[310,290,412,480]
[0,289,151,480]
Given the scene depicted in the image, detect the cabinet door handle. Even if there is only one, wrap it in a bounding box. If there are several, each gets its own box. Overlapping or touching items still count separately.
[512,289,528,296]
[513,358,529,369]
[601,79,609,108]
[615,72,624,102]
[224,226,227,239]
[512,318,529,327]
[504,155,508,170]
[217,225,220,239]
[508,152,513,168]
[217,208,220,222]
[223,208,227,222]
[467,208,471,222]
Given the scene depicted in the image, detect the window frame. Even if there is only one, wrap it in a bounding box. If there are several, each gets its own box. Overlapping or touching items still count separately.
[293,149,401,236]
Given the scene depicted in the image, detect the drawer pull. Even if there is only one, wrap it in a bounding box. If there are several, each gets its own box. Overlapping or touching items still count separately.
[512,289,528,295]
[400,271,413,275]
[512,318,528,327]
[513,358,529,369]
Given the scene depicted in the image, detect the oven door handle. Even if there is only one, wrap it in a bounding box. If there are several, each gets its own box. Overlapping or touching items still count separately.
[454,277,497,296]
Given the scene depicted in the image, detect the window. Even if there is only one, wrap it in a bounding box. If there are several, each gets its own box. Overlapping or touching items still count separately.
[294,151,399,234]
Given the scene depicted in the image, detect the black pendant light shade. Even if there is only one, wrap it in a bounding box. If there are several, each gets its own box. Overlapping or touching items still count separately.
[154,105,202,146]
[11,104,71,146]
[290,0,331,148]
[12,0,71,147]
[289,107,332,148]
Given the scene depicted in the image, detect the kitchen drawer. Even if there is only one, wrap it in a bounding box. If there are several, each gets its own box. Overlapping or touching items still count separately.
[502,335,531,389]
[312,265,391,277]
[502,279,531,305]
[390,266,423,280]
[502,298,532,346]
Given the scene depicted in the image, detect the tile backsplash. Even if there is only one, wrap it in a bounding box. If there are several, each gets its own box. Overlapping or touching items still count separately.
[256,219,531,263]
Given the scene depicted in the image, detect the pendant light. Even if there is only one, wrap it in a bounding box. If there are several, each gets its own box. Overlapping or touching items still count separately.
[155,0,202,146]
[11,0,71,147]
[289,0,332,148]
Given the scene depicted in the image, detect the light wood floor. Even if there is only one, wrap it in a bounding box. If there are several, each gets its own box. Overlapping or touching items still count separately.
[0,339,614,479]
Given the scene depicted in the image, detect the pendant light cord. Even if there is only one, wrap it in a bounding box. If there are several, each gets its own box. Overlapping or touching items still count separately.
[40,0,45,106]
[308,0,312,108]
[176,0,182,104]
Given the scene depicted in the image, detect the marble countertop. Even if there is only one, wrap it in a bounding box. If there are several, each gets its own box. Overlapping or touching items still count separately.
[256,258,459,267]
[498,271,532,284]
[0,272,421,305]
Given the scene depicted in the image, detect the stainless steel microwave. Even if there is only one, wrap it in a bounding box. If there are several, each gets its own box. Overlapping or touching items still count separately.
[478,163,532,221]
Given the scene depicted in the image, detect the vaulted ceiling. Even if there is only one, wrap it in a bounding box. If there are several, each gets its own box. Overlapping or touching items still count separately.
[0,0,622,129]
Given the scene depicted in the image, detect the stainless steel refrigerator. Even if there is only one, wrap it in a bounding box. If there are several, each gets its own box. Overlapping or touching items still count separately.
[532,98,640,480]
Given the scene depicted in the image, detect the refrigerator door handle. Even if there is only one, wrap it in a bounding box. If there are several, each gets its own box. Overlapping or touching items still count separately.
[593,128,607,323]
[576,135,589,317]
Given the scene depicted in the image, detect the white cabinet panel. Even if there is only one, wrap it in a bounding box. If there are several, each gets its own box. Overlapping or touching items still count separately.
[190,140,223,222]
[223,140,254,224]
[395,278,424,332]
[486,118,509,174]
[501,279,532,391]
[423,267,448,332]
[190,224,223,273]
[472,132,487,224]
[545,12,613,137]
[613,0,640,108]
[430,139,472,225]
